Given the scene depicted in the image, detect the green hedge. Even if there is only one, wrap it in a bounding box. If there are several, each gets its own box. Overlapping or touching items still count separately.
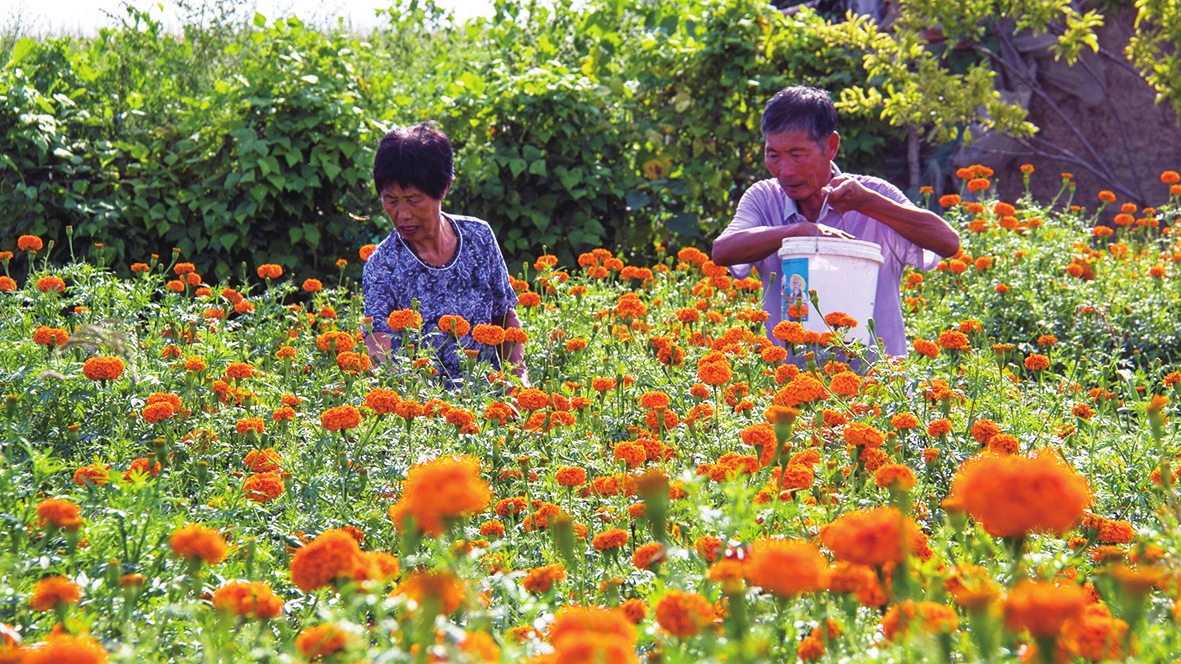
[0,0,900,277]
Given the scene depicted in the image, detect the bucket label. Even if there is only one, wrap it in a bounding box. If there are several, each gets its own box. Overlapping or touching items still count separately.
[781,257,809,322]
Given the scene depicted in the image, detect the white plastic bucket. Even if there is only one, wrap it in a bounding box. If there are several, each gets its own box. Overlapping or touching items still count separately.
[778,237,884,345]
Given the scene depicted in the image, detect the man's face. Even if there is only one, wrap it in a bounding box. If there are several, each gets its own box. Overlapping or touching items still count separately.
[763,130,839,202]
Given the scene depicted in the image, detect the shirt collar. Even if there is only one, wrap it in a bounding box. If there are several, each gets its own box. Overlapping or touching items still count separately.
[782,162,842,223]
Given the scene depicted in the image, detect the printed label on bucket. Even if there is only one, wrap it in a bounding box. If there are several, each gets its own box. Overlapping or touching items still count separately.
[781,257,809,322]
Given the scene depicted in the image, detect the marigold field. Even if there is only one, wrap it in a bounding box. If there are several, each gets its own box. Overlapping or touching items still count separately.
[2,168,1181,663]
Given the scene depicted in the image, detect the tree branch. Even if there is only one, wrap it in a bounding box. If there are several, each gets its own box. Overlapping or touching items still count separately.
[972,34,1129,194]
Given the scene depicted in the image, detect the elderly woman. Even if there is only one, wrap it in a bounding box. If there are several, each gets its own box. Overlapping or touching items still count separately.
[362,122,527,385]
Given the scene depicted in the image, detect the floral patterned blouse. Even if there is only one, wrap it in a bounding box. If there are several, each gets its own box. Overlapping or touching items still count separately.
[362,214,517,382]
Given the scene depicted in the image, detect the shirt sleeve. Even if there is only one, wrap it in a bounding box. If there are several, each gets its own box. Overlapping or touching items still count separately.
[865,179,938,271]
[715,185,773,279]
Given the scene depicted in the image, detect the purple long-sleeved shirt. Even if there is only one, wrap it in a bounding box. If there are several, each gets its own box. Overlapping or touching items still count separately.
[717,168,937,356]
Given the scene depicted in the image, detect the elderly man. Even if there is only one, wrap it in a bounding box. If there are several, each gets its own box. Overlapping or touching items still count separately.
[712,86,959,356]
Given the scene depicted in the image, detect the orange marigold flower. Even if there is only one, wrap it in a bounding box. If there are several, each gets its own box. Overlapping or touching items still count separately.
[828,371,861,397]
[141,401,175,424]
[295,623,349,659]
[334,351,371,374]
[1058,604,1129,661]
[73,464,109,487]
[386,309,423,331]
[522,564,567,593]
[17,235,44,252]
[775,373,828,407]
[874,464,916,491]
[315,331,354,353]
[1024,353,1050,371]
[364,388,400,415]
[235,417,265,435]
[697,360,733,386]
[212,580,284,619]
[913,337,940,358]
[1162,170,1181,185]
[638,391,671,410]
[743,538,827,597]
[843,422,885,448]
[256,264,283,279]
[548,605,637,662]
[1001,580,1087,637]
[321,405,362,431]
[820,506,919,567]
[621,598,648,624]
[35,276,65,293]
[301,278,323,293]
[504,326,528,344]
[32,325,69,347]
[388,456,491,537]
[24,633,108,664]
[967,177,990,192]
[1097,190,1116,203]
[937,330,971,351]
[243,472,284,503]
[30,575,82,611]
[225,361,256,380]
[891,412,919,429]
[169,524,228,564]
[556,466,587,487]
[37,498,82,530]
[471,323,506,346]
[0,276,17,293]
[394,568,466,616]
[695,536,724,563]
[518,292,542,307]
[632,542,666,570]
[969,419,1000,444]
[772,320,810,345]
[938,194,960,208]
[592,528,629,552]
[988,433,1020,455]
[655,590,715,638]
[591,377,618,393]
[882,600,958,642]
[437,314,471,337]
[289,529,364,592]
[946,451,1092,538]
[123,457,161,481]
[82,356,124,381]
[244,449,282,472]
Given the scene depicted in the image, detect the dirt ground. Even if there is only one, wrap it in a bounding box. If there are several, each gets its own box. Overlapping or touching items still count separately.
[986,7,1181,212]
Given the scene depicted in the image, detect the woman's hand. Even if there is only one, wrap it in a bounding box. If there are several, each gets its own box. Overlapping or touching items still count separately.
[365,331,395,367]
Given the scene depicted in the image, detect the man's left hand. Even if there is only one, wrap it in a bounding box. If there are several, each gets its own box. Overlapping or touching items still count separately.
[821,175,874,214]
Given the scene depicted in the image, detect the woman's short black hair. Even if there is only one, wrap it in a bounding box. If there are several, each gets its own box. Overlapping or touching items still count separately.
[761,86,838,142]
[373,122,454,200]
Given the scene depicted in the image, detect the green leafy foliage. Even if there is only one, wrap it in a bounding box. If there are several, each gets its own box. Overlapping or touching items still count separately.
[0,0,899,273]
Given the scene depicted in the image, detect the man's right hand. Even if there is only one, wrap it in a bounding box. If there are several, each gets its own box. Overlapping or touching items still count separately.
[802,222,855,240]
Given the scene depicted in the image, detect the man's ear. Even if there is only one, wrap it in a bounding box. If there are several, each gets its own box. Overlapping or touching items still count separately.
[825,132,840,161]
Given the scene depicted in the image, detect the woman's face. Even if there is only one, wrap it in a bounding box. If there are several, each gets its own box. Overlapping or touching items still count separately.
[380,182,444,242]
